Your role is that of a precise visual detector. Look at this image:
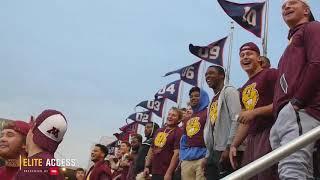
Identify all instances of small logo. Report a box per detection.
[49,167,59,176]
[47,127,60,138]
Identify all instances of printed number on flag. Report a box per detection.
[243,7,257,27]
[198,46,220,60]
[157,84,175,95]
[136,113,150,122]
[147,100,161,111]
[181,66,195,79]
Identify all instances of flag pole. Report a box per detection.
[161,99,167,127]
[262,0,269,57]
[226,21,234,85]
[200,61,207,88]
[178,80,184,108]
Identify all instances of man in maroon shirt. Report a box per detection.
[0,120,30,180]
[86,144,112,180]
[229,42,279,180]
[144,107,183,180]
[15,109,67,180]
[270,0,320,179]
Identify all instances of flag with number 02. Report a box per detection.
[189,37,227,65]
[164,61,201,86]
[136,99,165,118]
[218,0,265,38]
[126,111,152,124]
[155,80,181,103]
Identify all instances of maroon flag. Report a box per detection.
[218,0,265,38]
[113,132,130,141]
[136,98,165,118]
[155,80,181,103]
[119,121,139,133]
[164,61,201,86]
[189,37,227,65]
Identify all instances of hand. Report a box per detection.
[200,158,207,172]
[229,146,238,170]
[143,167,150,177]
[293,105,300,112]
[238,110,256,124]
[219,149,230,164]
[164,172,172,180]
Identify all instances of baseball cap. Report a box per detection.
[32,109,67,154]
[3,120,30,137]
[239,42,260,55]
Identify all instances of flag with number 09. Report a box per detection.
[164,61,201,86]
[189,37,227,65]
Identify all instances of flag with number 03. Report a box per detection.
[218,0,265,38]
[189,37,227,65]
[155,80,181,103]
[136,99,165,118]
[164,61,201,86]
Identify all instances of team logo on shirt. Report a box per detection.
[186,117,201,137]
[242,83,259,110]
[154,132,167,148]
[209,101,218,124]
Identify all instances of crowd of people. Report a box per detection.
[0,0,319,179]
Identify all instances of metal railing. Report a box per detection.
[222,125,320,180]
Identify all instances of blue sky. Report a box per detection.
[0,0,319,168]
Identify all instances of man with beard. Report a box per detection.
[135,122,160,178]
[0,120,30,180]
[229,42,279,180]
[270,0,320,179]
[86,144,112,180]
[202,65,243,179]
[15,109,68,180]
[144,107,183,180]
[126,134,142,180]
[180,87,209,180]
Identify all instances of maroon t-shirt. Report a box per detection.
[273,22,320,121]
[240,68,278,134]
[151,127,182,175]
[184,108,207,147]
[0,166,19,180]
[15,152,64,180]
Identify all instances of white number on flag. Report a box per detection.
[166,84,176,94]
[182,66,195,79]
[198,46,220,59]
[243,7,257,27]
[153,101,161,111]
[147,101,155,109]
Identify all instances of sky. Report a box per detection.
[0,0,319,168]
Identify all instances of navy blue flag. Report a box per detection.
[189,37,227,65]
[136,98,165,118]
[155,80,181,103]
[106,140,118,155]
[218,0,265,38]
[126,111,152,124]
[164,61,201,86]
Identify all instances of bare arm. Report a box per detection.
[231,123,249,148]
[165,149,179,176]
[238,104,273,124]
[144,147,154,168]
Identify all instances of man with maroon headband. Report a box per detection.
[229,42,279,180]
[270,0,320,179]
[0,120,30,180]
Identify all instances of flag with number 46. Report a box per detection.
[164,61,201,86]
